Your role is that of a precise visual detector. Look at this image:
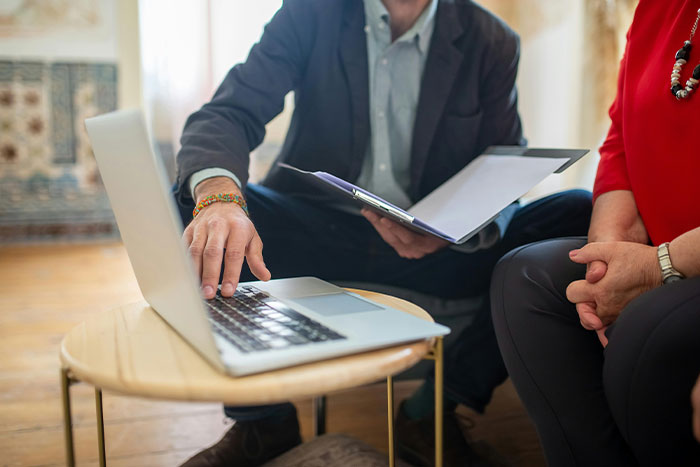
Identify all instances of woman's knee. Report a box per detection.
[492,238,586,310]
[490,237,587,352]
[602,278,700,462]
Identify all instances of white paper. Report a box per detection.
[408,155,568,241]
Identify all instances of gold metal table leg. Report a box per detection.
[387,375,395,467]
[61,368,75,467]
[95,388,106,466]
[434,337,444,467]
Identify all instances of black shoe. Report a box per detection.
[395,401,496,467]
[180,411,302,467]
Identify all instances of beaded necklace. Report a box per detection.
[671,8,700,100]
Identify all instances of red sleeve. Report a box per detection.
[592,31,633,202]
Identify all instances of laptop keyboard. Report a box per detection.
[206,285,346,353]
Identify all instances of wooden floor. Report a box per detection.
[0,243,545,466]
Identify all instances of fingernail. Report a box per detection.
[203,285,214,296]
[569,249,579,257]
[221,282,233,295]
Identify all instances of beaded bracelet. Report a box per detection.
[192,193,249,219]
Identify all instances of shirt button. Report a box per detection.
[377,111,385,118]
[378,22,385,30]
[380,58,388,66]
[364,25,371,33]
[379,164,387,171]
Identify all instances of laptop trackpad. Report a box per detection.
[291,293,383,316]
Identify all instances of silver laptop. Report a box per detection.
[85,109,450,376]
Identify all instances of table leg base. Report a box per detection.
[433,337,444,467]
[95,388,106,466]
[387,375,395,467]
[312,396,327,437]
[386,336,443,467]
[61,368,75,467]
[61,371,107,467]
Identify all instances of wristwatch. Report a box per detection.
[657,242,685,284]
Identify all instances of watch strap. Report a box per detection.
[657,242,685,284]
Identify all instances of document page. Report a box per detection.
[407,155,567,241]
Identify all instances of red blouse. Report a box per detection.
[593,0,700,245]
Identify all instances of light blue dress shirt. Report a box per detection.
[355,0,437,210]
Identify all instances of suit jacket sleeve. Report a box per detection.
[175,0,314,208]
[476,27,525,150]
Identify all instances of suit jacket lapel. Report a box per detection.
[410,0,465,200]
[339,0,370,181]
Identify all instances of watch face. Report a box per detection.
[663,274,683,284]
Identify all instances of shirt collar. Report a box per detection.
[364,0,438,53]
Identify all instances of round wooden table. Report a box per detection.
[60,289,444,467]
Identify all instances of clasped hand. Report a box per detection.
[566,241,662,346]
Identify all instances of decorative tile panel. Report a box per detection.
[0,60,118,243]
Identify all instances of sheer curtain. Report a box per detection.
[481,0,636,196]
[138,0,283,181]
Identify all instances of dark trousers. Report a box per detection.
[491,237,700,467]
[224,185,593,421]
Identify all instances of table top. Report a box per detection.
[60,289,434,405]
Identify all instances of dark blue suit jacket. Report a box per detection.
[175,0,524,211]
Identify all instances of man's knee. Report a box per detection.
[548,189,593,228]
[562,188,593,205]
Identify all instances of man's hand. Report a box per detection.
[362,209,449,259]
[692,373,700,443]
[183,177,270,299]
[566,241,661,326]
